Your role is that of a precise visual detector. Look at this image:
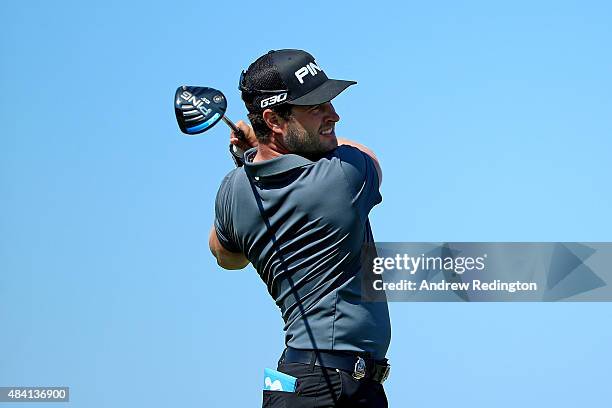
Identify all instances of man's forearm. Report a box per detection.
[337,138,377,158]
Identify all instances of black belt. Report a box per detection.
[282,347,390,383]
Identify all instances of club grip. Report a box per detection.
[222,116,246,140]
[234,127,247,141]
[221,116,246,167]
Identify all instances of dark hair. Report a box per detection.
[246,104,293,143]
[240,52,294,143]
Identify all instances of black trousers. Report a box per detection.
[262,361,388,407]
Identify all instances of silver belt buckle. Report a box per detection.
[353,356,366,380]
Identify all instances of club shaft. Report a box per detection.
[221,115,245,139]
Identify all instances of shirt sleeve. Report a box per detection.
[214,172,241,253]
[334,145,382,220]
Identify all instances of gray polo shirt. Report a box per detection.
[214,145,390,359]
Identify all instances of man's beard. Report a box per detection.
[284,123,338,156]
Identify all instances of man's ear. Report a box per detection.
[262,109,286,134]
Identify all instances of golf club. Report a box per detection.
[174,85,245,166]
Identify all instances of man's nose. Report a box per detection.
[323,102,340,122]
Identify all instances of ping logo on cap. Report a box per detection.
[294,62,322,84]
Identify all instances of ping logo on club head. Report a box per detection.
[180,91,212,116]
[294,62,322,84]
[261,93,288,108]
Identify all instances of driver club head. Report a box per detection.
[174,86,227,135]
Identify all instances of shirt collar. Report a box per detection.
[243,147,314,178]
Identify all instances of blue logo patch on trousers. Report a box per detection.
[263,368,297,392]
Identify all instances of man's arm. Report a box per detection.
[336,137,382,186]
[208,226,249,270]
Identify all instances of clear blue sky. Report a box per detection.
[1,1,611,407]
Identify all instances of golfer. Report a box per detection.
[209,49,391,407]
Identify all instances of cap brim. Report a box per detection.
[288,79,356,106]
